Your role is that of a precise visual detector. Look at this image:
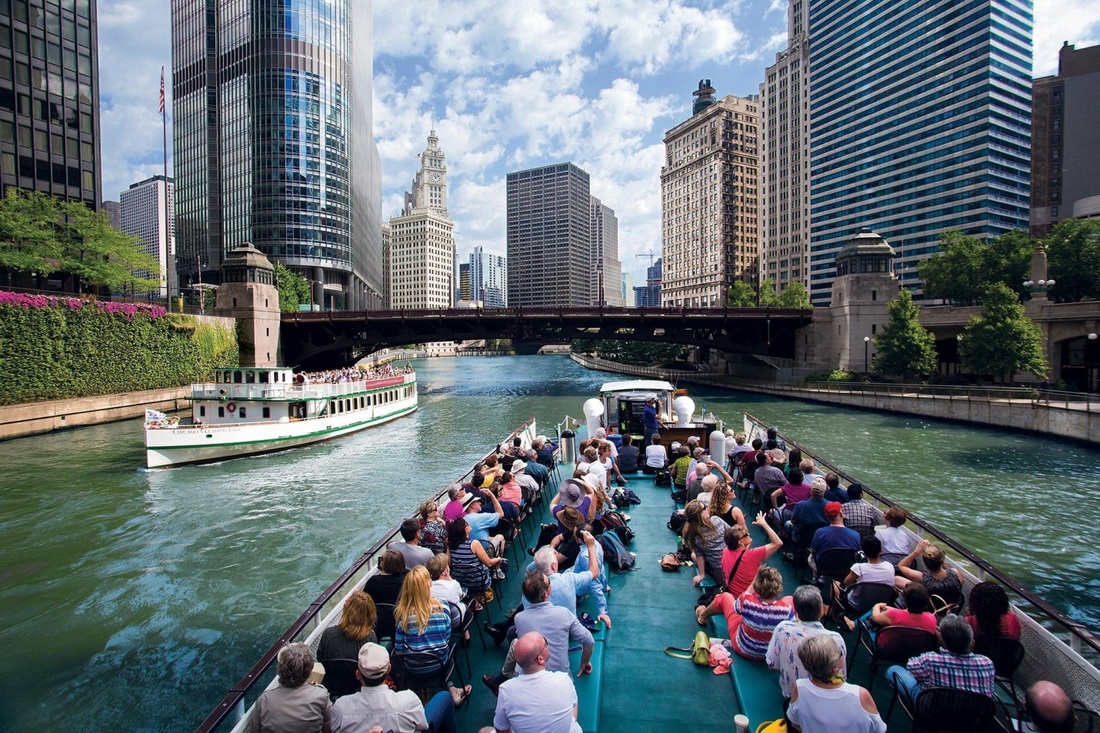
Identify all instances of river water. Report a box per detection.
[0,355,1097,732]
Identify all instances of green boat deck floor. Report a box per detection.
[454,473,915,732]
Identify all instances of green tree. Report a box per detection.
[986,229,1038,301]
[727,280,756,307]
[273,261,311,312]
[757,278,779,307]
[0,189,63,283]
[0,190,159,293]
[873,289,937,379]
[1046,219,1100,303]
[917,230,989,305]
[958,284,1048,383]
[777,281,811,308]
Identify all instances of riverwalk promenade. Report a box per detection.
[571,353,1100,447]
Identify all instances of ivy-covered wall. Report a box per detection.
[0,292,238,406]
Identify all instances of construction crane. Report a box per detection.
[636,252,658,266]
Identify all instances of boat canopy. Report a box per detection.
[598,380,675,394]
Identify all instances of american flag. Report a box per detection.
[158,66,165,114]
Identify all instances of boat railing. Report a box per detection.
[194,416,540,733]
[190,374,413,402]
[743,412,1100,708]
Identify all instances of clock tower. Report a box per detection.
[406,129,448,216]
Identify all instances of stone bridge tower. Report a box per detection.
[215,244,281,367]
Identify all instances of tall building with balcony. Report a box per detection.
[806,0,1032,305]
[470,246,506,307]
[171,0,381,310]
[590,196,623,306]
[385,129,454,309]
[1031,42,1100,237]
[120,175,174,298]
[760,0,810,296]
[506,163,592,307]
[661,81,760,308]
[0,0,100,208]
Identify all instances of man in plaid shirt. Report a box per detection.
[887,614,996,706]
[841,483,885,542]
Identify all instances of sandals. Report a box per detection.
[450,684,472,707]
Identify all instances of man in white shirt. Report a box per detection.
[488,632,583,733]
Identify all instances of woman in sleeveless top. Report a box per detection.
[788,634,886,733]
[446,517,497,604]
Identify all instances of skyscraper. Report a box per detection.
[661,81,760,308]
[806,0,1032,305]
[590,196,623,306]
[470,246,507,307]
[760,0,810,296]
[171,0,381,310]
[385,130,454,309]
[0,0,101,208]
[633,257,662,307]
[506,163,592,307]
[1031,42,1100,237]
[120,175,174,298]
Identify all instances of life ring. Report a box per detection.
[226,402,237,413]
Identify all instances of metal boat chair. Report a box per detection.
[850,622,937,691]
[318,657,361,700]
[831,581,897,630]
[389,642,460,698]
[930,589,963,618]
[808,547,858,599]
[972,635,1025,704]
[373,602,397,646]
[886,686,997,732]
[785,521,828,572]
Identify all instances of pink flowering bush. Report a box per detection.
[0,290,167,319]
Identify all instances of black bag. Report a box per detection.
[625,488,642,505]
[534,523,559,551]
[610,487,630,508]
[654,469,672,487]
[597,511,635,545]
[599,531,636,572]
[670,489,687,505]
[667,511,686,534]
[696,545,748,608]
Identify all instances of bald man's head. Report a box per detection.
[1026,681,1074,733]
[513,631,548,672]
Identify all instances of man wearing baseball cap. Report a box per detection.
[331,642,457,733]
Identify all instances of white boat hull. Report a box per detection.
[144,372,418,468]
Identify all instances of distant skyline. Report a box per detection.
[98,1,1100,287]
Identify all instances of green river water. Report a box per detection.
[0,355,1097,732]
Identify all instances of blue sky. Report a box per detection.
[99,0,1100,287]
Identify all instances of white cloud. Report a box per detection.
[1033,1,1100,75]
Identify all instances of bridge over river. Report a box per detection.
[280,305,814,369]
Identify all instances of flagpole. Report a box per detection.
[160,66,175,310]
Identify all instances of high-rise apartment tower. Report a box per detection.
[590,196,623,306]
[506,163,592,307]
[470,246,507,307]
[171,0,382,310]
[120,175,174,298]
[661,82,760,308]
[806,0,1032,305]
[760,0,810,296]
[1031,42,1100,237]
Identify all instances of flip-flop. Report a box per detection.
[450,684,473,707]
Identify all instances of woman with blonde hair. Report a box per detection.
[788,634,886,733]
[698,565,794,661]
[316,591,377,662]
[706,481,745,529]
[393,566,472,706]
[682,499,731,587]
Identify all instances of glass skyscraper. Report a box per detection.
[0,0,100,209]
[171,0,382,310]
[807,0,1032,305]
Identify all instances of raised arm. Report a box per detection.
[896,539,928,582]
[754,511,784,558]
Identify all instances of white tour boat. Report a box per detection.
[143,365,418,468]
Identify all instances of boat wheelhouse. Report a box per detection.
[143,365,417,468]
[596,379,722,447]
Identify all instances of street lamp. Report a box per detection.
[863,336,871,373]
[1023,278,1056,296]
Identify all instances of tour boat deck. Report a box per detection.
[451,466,919,733]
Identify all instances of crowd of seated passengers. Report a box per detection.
[673,440,1078,730]
[299,362,409,384]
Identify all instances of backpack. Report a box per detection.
[599,531,636,572]
[667,511,686,534]
[610,487,630,508]
[597,511,635,545]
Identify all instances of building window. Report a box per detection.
[262,407,270,418]
[199,406,206,417]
